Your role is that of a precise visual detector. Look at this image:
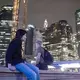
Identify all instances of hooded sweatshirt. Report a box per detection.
[6,29,26,67]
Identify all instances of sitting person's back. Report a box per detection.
[36,45,48,70]
[35,29,53,70]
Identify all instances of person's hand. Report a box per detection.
[8,63,16,71]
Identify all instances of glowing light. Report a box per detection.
[43,19,48,29]
[27,24,35,28]
[60,63,80,68]
[48,65,55,69]
[77,22,80,24]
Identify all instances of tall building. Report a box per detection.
[42,20,79,61]
[0,5,13,20]
[12,0,28,39]
[0,0,28,65]
[75,9,80,58]
[75,9,80,41]
[13,0,35,60]
[0,5,13,66]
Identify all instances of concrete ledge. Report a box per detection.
[0,66,80,80]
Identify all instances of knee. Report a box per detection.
[32,71,37,76]
[30,71,37,79]
[35,67,40,74]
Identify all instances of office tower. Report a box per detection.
[13,0,35,60]
[0,5,13,65]
[42,20,79,61]
[0,5,13,20]
[12,0,28,39]
[75,9,80,58]
[75,9,80,41]
[0,0,28,65]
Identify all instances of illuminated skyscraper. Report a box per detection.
[13,0,34,60]
[75,9,80,41]
[0,5,13,65]
[42,20,79,61]
[12,0,28,39]
[0,0,28,65]
[75,9,80,58]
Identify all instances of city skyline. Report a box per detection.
[0,0,13,9]
[0,0,80,62]
[0,0,80,33]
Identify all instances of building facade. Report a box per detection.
[42,20,79,61]
[75,9,80,41]
[0,5,13,65]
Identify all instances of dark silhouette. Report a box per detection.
[6,29,40,80]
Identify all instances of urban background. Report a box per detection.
[0,0,80,72]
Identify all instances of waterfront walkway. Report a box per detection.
[0,66,80,80]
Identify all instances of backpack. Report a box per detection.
[41,48,53,65]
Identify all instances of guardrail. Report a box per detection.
[0,66,80,80]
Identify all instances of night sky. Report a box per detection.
[0,0,80,32]
[0,0,13,9]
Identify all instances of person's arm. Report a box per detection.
[6,40,18,70]
[6,41,16,64]
[36,52,41,64]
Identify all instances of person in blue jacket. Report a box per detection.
[6,29,40,80]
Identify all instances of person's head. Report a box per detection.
[15,29,27,41]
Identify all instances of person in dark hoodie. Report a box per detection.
[6,29,40,80]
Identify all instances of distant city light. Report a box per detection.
[60,63,80,68]
[77,22,80,24]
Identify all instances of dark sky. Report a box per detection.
[0,0,80,32]
[0,0,13,9]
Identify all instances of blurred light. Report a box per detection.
[5,33,10,35]
[27,24,35,28]
[61,67,65,71]
[31,60,36,64]
[43,42,49,45]
[60,63,80,68]
[0,49,6,50]
[5,38,10,39]
[48,65,55,69]
[78,31,80,34]
[63,47,67,52]
[43,19,48,29]
[66,24,69,26]
[77,22,80,24]
[23,0,26,3]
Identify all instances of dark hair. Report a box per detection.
[15,29,27,39]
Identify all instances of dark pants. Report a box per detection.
[36,63,48,70]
